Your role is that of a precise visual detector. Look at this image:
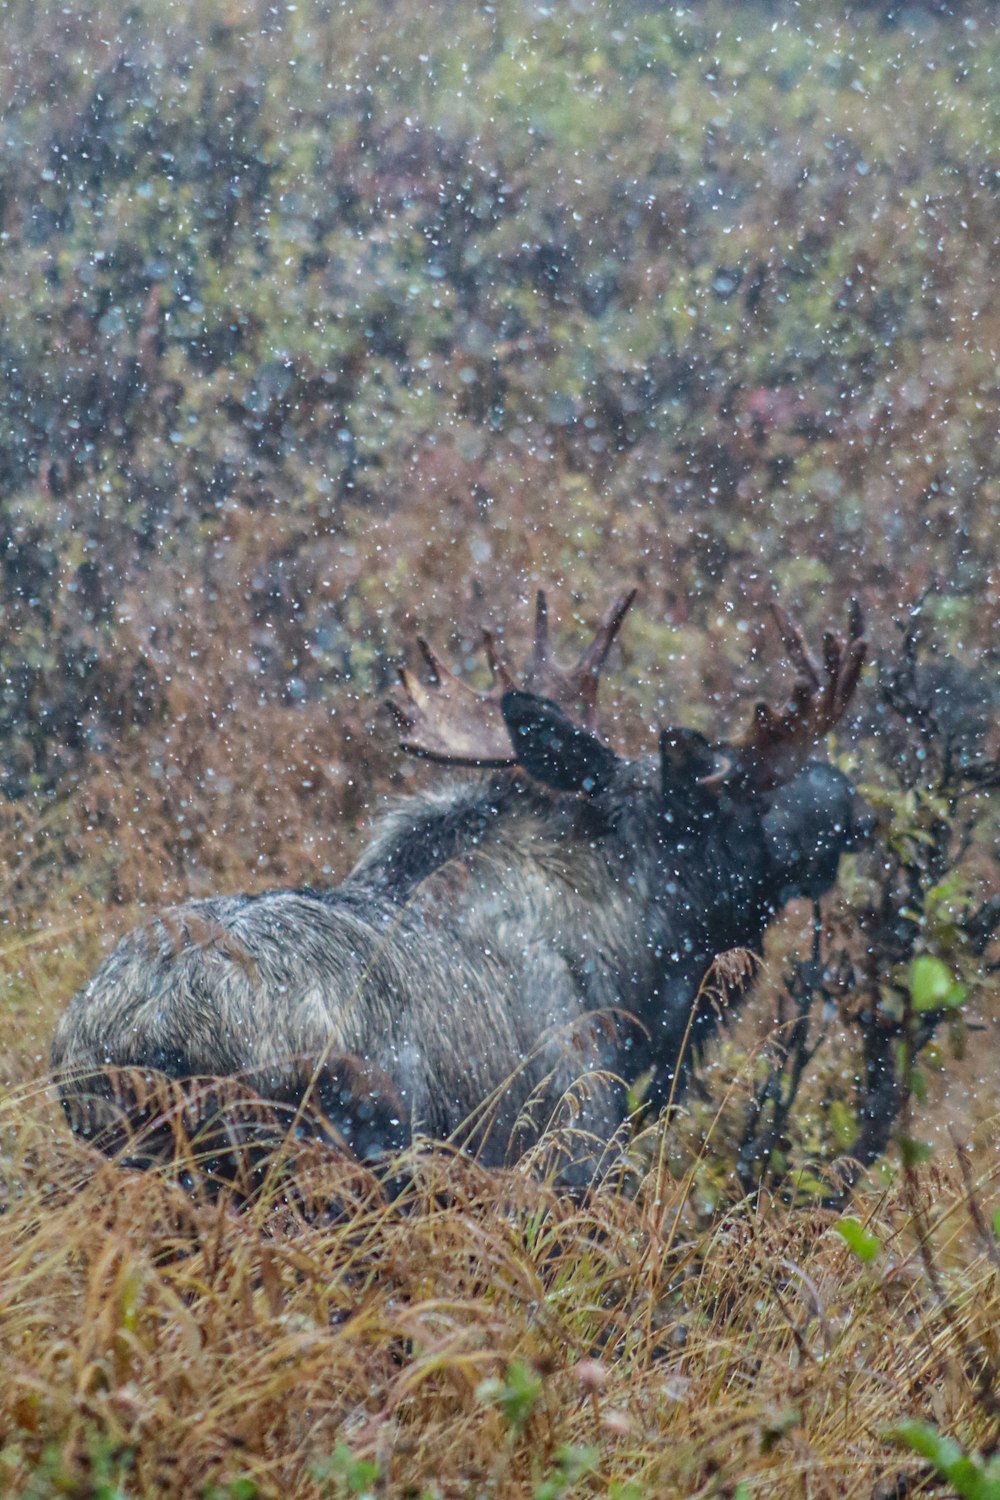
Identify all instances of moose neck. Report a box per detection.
[348,767,776,1033]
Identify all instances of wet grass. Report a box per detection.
[2,917,1000,1498]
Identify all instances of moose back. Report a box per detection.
[52,593,869,1181]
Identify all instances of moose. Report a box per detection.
[52,591,870,1184]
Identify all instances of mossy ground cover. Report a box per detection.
[3,0,1000,1493]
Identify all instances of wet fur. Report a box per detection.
[52,752,865,1180]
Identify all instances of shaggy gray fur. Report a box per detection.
[52,731,868,1179]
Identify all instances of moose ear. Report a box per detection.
[658,727,718,794]
[501,690,620,794]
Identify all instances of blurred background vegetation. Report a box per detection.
[2,0,1000,913]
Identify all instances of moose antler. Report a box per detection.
[388,589,637,765]
[523,587,637,730]
[710,601,866,793]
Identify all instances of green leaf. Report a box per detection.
[887,1419,1000,1499]
[835,1216,881,1264]
[477,1361,543,1435]
[310,1445,380,1497]
[898,1135,933,1168]
[888,1418,963,1467]
[625,1066,655,1118]
[787,1168,831,1201]
[908,956,966,1013]
[829,1098,857,1149]
[534,1445,598,1500]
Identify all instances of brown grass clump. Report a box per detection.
[2,922,1000,1499]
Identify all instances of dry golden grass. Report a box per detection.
[3,917,1000,1499]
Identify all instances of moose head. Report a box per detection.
[389,588,868,914]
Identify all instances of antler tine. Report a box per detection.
[524,587,637,729]
[530,590,550,678]
[574,588,639,680]
[771,602,822,690]
[567,587,639,730]
[482,628,517,691]
[714,603,867,793]
[833,621,867,722]
[417,636,445,686]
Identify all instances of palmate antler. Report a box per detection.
[710,601,867,793]
[388,589,637,765]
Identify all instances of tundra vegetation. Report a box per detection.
[3,0,1000,1496]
